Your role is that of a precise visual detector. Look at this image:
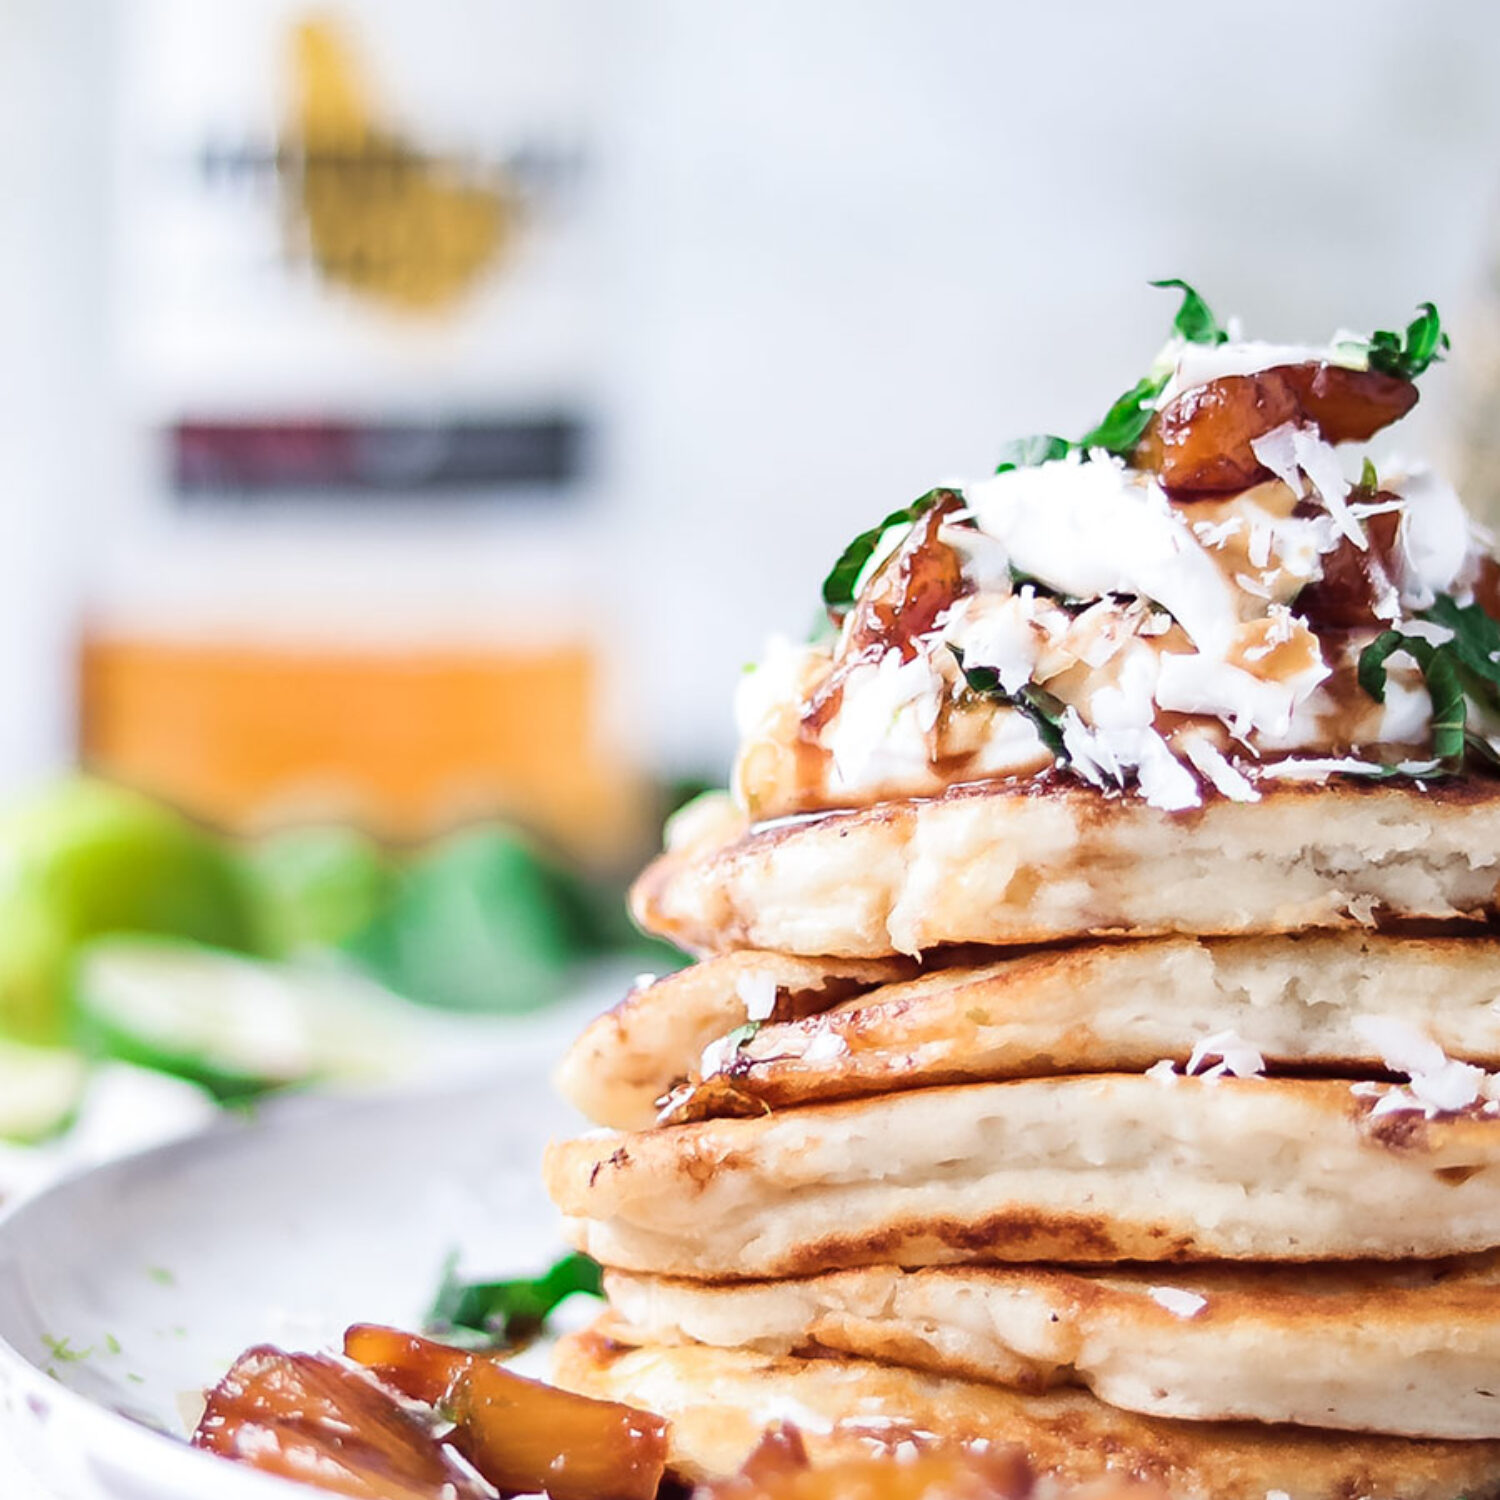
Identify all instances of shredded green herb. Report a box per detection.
[1356,593,1500,771]
[1077,279,1226,457]
[1360,302,1450,381]
[1078,373,1169,457]
[426,1250,603,1349]
[719,1020,762,1052]
[1150,277,1229,347]
[41,1334,91,1364]
[994,434,1072,474]
[1423,595,1500,692]
[950,646,1068,758]
[1358,630,1466,766]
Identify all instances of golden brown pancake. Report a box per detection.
[553,950,918,1131]
[563,932,1500,1129]
[545,1076,1500,1278]
[552,1326,1500,1500]
[631,780,1500,959]
[604,1254,1500,1438]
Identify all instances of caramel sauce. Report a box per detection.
[1225,615,1322,682]
[1475,555,1500,621]
[796,494,969,781]
[841,494,966,663]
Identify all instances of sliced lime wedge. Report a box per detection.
[72,937,438,1101]
[0,1041,87,1142]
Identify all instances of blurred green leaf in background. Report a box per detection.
[343,825,600,1015]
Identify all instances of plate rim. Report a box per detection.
[0,1083,509,1498]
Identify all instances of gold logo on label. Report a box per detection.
[284,17,517,313]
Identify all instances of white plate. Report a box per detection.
[0,1061,585,1499]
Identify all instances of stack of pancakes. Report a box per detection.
[545,777,1500,1500]
[543,285,1500,1496]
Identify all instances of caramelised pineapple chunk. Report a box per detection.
[345,1323,669,1500]
[1135,363,1417,494]
[192,1345,485,1500]
[695,1425,1034,1500]
[841,493,966,660]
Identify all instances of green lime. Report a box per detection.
[0,777,256,1042]
[242,825,396,958]
[73,935,432,1101]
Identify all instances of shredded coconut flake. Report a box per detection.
[1394,466,1472,606]
[1186,1029,1264,1079]
[1061,707,1200,812]
[1257,756,1387,781]
[946,595,1042,695]
[798,1028,850,1066]
[1398,619,1455,646]
[736,970,778,1022]
[1134,733,1202,811]
[1249,423,1305,499]
[1352,1015,1489,1117]
[1148,1286,1208,1319]
[699,1033,738,1078]
[1369,1088,1426,1118]
[1292,427,1363,548]
[1193,517,1244,549]
[825,649,945,791]
[1180,736,1260,802]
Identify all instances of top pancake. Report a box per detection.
[632,779,1500,958]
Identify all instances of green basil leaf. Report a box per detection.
[1425,648,1469,764]
[720,1020,762,1052]
[1357,629,1467,766]
[1357,630,1405,704]
[1078,280,1225,458]
[1150,278,1229,346]
[1362,302,1450,381]
[427,1250,602,1346]
[1360,458,1379,491]
[821,488,955,616]
[995,434,1072,473]
[1079,373,1169,456]
[950,646,1067,758]
[1423,595,1500,698]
